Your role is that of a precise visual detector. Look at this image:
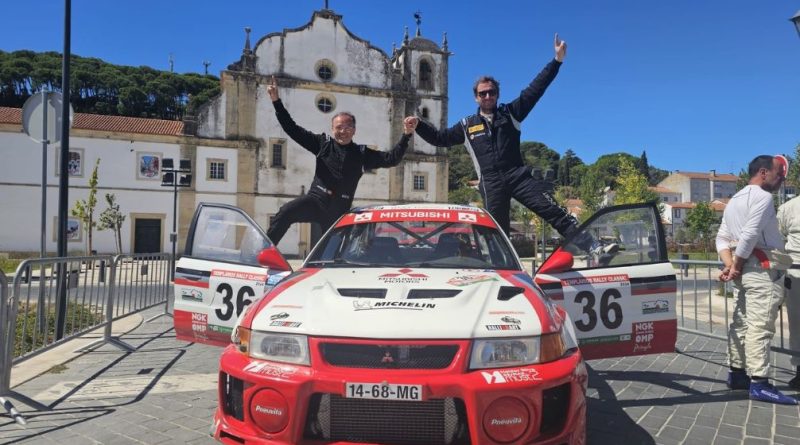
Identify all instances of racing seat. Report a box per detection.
[432,233,462,259]
[363,237,403,264]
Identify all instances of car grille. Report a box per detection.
[304,394,471,445]
[320,343,459,369]
[540,383,571,435]
[220,372,245,421]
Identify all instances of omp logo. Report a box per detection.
[482,371,507,384]
[254,405,283,416]
[354,213,373,222]
[458,212,477,223]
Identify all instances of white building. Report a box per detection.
[0,8,449,257]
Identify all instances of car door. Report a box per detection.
[173,203,292,346]
[534,203,676,360]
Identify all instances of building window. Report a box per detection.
[315,94,336,113]
[673,209,681,218]
[418,59,433,90]
[413,172,428,191]
[421,107,429,119]
[662,197,667,202]
[269,138,286,168]
[54,147,85,177]
[315,59,336,82]
[207,159,227,181]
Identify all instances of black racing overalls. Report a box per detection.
[415,59,579,238]
[266,100,409,244]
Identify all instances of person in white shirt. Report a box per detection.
[778,195,800,389]
[716,154,795,405]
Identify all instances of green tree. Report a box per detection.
[446,145,477,191]
[614,156,659,205]
[71,159,100,254]
[636,150,651,182]
[578,167,605,216]
[520,141,560,172]
[448,185,481,206]
[557,149,583,186]
[98,193,126,254]
[685,201,719,259]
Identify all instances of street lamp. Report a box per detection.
[791,10,800,38]
[161,158,192,280]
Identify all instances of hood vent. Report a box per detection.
[337,288,387,299]
[407,289,461,299]
[498,286,525,301]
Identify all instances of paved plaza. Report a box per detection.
[0,306,799,445]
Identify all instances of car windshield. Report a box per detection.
[306,219,521,270]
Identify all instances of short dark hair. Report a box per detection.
[332,111,356,127]
[748,155,774,178]
[473,76,500,96]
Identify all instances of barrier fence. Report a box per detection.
[0,254,172,424]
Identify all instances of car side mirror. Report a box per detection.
[257,247,291,271]
[537,249,574,275]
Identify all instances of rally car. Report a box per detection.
[173,202,676,445]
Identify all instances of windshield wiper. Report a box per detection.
[304,258,370,267]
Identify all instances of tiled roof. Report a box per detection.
[0,107,183,136]
[673,171,738,182]
[649,186,677,193]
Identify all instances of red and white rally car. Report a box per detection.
[173,202,676,445]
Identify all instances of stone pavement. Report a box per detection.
[0,306,799,445]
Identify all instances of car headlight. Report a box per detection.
[234,327,310,365]
[469,333,566,369]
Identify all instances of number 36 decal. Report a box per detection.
[215,283,255,321]
[573,288,623,332]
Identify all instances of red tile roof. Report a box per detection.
[649,186,677,193]
[0,107,183,136]
[673,171,738,182]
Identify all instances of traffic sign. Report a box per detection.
[22,91,74,144]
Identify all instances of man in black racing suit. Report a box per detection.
[405,34,592,249]
[266,76,416,245]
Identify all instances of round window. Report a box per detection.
[315,60,336,82]
[318,65,333,81]
[317,97,333,113]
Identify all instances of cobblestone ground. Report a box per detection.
[0,307,799,445]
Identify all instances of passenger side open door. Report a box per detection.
[173,203,292,346]
[534,203,677,360]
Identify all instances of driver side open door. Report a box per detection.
[173,203,292,346]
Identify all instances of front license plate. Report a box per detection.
[345,382,423,401]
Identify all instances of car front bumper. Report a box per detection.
[213,341,587,445]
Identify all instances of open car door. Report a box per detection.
[534,203,676,360]
[173,203,292,346]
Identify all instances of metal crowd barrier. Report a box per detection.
[671,259,800,372]
[0,254,173,421]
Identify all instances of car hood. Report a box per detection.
[250,268,561,339]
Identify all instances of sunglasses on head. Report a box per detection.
[477,89,497,98]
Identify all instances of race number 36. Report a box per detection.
[214,283,255,321]
[573,288,623,332]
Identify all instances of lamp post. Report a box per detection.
[161,158,192,281]
[791,10,800,38]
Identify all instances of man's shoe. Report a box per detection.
[749,380,798,405]
[727,370,751,390]
[590,242,620,267]
[789,375,800,390]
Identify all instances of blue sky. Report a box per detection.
[2,0,799,175]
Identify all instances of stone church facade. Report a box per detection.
[0,8,450,257]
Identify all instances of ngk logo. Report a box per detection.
[191,312,207,322]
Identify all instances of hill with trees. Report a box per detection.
[0,50,219,120]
